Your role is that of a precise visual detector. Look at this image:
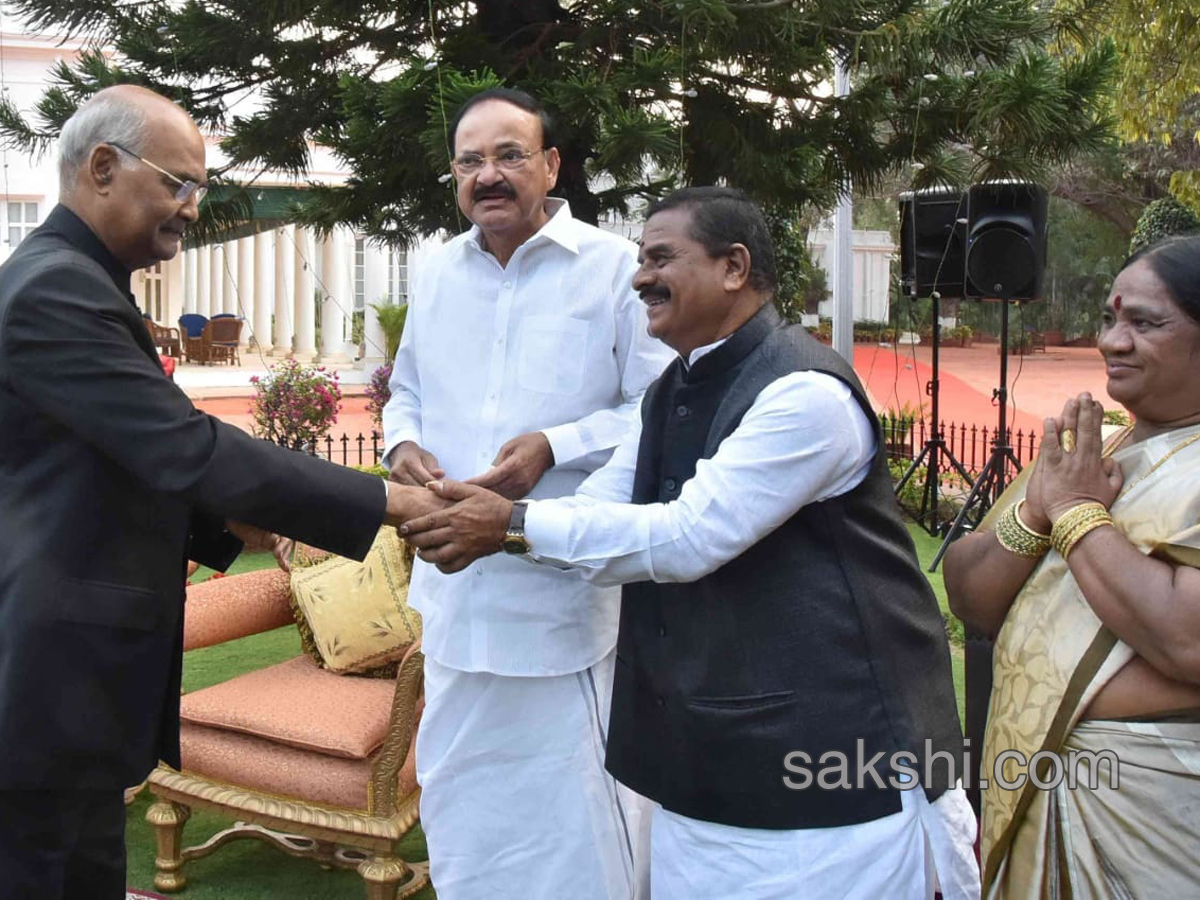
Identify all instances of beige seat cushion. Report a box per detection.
[289,527,421,675]
[180,723,376,811]
[180,656,397,759]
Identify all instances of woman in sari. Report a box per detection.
[945,233,1200,899]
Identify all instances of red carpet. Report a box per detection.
[854,344,1047,437]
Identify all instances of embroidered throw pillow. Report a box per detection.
[289,527,421,676]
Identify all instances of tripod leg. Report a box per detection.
[930,452,1003,571]
[895,442,932,495]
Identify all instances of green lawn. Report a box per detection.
[906,526,968,725]
[127,532,968,896]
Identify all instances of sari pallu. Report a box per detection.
[980,423,1200,898]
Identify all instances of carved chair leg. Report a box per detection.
[358,854,410,900]
[146,799,191,892]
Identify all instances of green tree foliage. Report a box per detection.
[1129,195,1200,253]
[763,208,826,323]
[1054,0,1200,217]
[1,0,1116,244]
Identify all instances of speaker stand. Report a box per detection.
[894,293,973,537]
[930,300,1023,571]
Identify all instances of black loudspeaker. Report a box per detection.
[964,181,1049,301]
[899,187,967,300]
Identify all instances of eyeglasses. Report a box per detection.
[450,147,545,176]
[108,142,208,205]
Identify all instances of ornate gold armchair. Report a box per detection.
[145,568,428,899]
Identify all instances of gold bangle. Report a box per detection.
[1050,502,1114,560]
[1050,503,1104,557]
[995,503,1051,558]
[1012,499,1051,540]
[1058,516,1113,560]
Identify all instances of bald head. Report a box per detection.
[58,86,197,197]
[58,85,206,271]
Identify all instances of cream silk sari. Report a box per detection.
[980,423,1200,898]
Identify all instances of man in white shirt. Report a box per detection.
[401,187,980,899]
[381,88,671,900]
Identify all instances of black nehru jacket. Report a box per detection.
[605,304,964,829]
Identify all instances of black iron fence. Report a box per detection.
[276,431,387,468]
[292,419,1038,480]
[878,414,1039,479]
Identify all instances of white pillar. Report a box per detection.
[209,245,224,315]
[831,62,854,364]
[317,230,351,363]
[292,228,317,361]
[273,225,295,357]
[196,246,211,318]
[183,248,198,315]
[253,230,274,354]
[237,235,255,348]
[219,241,235,315]
[165,255,185,327]
[361,240,389,368]
[340,229,358,359]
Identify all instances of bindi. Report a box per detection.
[1113,294,1122,311]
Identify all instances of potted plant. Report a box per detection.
[365,362,392,432]
[1005,332,1034,356]
[881,402,923,459]
[371,302,409,362]
[249,359,342,452]
[950,324,974,348]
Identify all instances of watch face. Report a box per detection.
[502,535,530,555]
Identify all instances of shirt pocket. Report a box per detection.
[517,315,589,396]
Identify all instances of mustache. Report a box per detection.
[473,184,516,202]
[639,286,669,302]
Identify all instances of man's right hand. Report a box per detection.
[384,482,452,529]
[388,441,445,487]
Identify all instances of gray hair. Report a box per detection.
[58,94,149,193]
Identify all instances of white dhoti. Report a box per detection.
[416,650,651,900]
[650,783,979,900]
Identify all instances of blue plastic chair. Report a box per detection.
[178,314,209,363]
[178,314,208,338]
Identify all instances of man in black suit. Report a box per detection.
[0,85,440,898]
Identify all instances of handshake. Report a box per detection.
[383,433,549,573]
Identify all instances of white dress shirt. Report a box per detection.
[524,338,878,584]
[383,199,673,675]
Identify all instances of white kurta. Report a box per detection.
[382,200,671,899]
[523,337,980,898]
[384,199,672,674]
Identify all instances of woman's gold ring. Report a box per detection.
[1061,428,1077,454]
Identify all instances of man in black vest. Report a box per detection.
[402,187,979,897]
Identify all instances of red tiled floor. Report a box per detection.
[854,342,1113,437]
[192,394,378,441]
[188,342,1117,449]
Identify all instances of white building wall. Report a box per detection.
[808,229,896,323]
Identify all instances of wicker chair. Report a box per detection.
[145,569,428,900]
[144,318,182,358]
[206,316,244,366]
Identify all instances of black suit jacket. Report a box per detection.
[0,206,385,789]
